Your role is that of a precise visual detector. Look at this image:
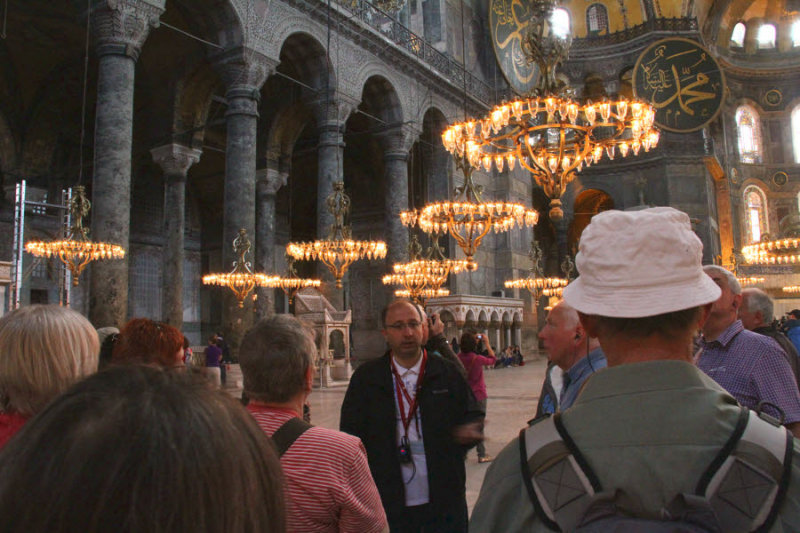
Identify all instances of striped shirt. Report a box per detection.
[698,320,800,424]
[247,403,387,533]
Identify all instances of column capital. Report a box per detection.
[150,144,202,180]
[256,168,288,196]
[377,123,420,155]
[92,0,164,60]
[309,93,359,125]
[212,46,276,91]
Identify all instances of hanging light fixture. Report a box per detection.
[504,239,567,306]
[203,229,276,308]
[287,181,387,288]
[400,162,537,270]
[25,186,125,286]
[742,238,800,265]
[441,0,659,220]
[266,256,322,305]
[382,235,468,304]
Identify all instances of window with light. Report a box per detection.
[744,186,768,244]
[730,22,746,47]
[736,106,761,163]
[757,24,776,49]
[551,8,571,39]
[793,20,800,47]
[586,4,609,35]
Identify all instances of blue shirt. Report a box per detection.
[559,347,607,411]
[698,319,800,424]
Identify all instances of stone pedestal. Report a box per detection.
[151,144,201,327]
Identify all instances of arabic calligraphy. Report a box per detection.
[633,38,725,133]
[490,0,537,94]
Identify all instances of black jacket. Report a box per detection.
[340,350,484,520]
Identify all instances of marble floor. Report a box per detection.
[302,356,549,513]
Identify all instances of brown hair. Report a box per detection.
[0,365,285,532]
[112,318,183,368]
[0,305,99,416]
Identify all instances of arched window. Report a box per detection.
[586,4,609,36]
[793,20,800,47]
[730,22,746,47]
[551,8,571,39]
[757,23,776,49]
[743,186,768,244]
[736,105,762,163]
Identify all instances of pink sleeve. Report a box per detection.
[476,354,496,366]
[338,440,388,533]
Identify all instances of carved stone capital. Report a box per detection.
[92,0,164,59]
[212,46,276,90]
[377,124,420,156]
[256,168,288,196]
[309,93,358,125]
[150,144,202,180]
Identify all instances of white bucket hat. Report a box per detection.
[562,207,721,318]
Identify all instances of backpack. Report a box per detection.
[520,407,793,532]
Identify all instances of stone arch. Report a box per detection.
[359,75,404,125]
[568,188,614,251]
[172,63,223,148]
[170,0,245,50]
[264,102,313,166]
[328,329,346,358]
[265,13,328,62]
[409,107,450,210]
[277,32,336,92]
[465,309,476,325]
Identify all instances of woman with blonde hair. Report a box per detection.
[0,304,99,447]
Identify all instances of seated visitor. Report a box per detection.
[0,304,98,448]
[0,365,285,533]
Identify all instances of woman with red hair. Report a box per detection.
[112,318,184,368]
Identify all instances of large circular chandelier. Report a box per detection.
[287,182,387,288]
[203,229,276,308]
[504,240,567,305]
[25,186,125,286]
[400,163,537,271]
[266,256,321,305]
[742,239,800,265]
[442,0,659,220]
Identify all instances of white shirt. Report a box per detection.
[392,354,429,506]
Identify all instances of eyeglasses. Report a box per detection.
[385,321,423,331]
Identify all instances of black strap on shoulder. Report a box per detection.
[519,422,562,532]
[271,417,313,457]
[695,407,749,494]
[552,412,603,492]
[757,430,794,533]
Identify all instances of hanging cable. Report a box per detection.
[0,0,7,39]
[76,0,91,186]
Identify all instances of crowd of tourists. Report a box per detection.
[4,206,800,531]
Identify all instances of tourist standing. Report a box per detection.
[457,331,496,463]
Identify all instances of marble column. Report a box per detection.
[378,126,417,267]
[213,48,273,351]
[89,0,163,327]
[151,144,201,327]
[255,166,288,318]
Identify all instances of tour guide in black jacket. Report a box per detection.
[340,300,484,532]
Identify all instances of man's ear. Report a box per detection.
[304,365,314,393]
[697,302,713,330]
[732,293,742,310]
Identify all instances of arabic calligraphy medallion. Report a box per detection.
[490,0,538,95]
[633,37,725,133]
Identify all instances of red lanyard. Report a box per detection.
[391,350,427,438]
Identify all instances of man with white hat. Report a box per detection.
[470,207,800,531]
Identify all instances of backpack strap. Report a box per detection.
[271,417,313,457]
[696,407,792,533]
[519,413,602,532]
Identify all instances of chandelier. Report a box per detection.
[267,256,321,305]
[287,182,387,288]
[400,163,537,270]
[382,235,468,304]
[203,229,276,308]
[742,238,800,265]
[25,186,125,286]
[783,286,800,294]
[737,276,765,286]
[441,0,659,220]
[504,240,568,305]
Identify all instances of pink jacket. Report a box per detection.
[456,351,496,402]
